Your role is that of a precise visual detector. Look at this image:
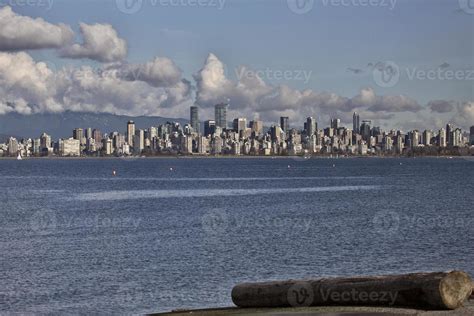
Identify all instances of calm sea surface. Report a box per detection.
[0,157,473,314]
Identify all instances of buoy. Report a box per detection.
[112,170,117,176]
[287,165,291,169]
[170,167,173,171]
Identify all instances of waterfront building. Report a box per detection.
[73,128,84,145]
[7,137,18,156]
[439,128,447,147]
[330,118,340,129]
[353,112,360,134]
[204,120,216,136]
[280,117,289,133]
[215,103,228,128]
[127,121,136,147]
[190,106,200,133]
[306,117,317,136]
[59,138,80,156]
[470,126,474,145]
[133,129,145,154]
[249,120,263,136]
[233,118,247,134]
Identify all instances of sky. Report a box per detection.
[0,0,473,131]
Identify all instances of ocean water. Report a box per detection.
[0,157,473,314]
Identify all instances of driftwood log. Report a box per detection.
[232,271,472,310]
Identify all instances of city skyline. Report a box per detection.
[0,1,473,132]
[2,103,473,158]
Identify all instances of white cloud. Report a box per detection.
[0,52,192,117]
[0,6,74,51]
[60,23,127,62]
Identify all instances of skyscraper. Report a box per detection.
[353,112,360,134]
[215,103,228,128]
[446,123,453,147]
[127,121,135,146]
[306,117,317,136]
[190,106,200,133]
[470,126,474,145]
[204,120,216,136]
[438,128,447,147]
[249,120,263,136]
[233,118,247,133]
[73,128,84,145]
[280,117,289,133]
[330,118,341,129]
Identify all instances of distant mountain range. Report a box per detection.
[0,112,188,139]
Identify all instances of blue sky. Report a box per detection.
[18,0,472,103]
[1,0,473,129]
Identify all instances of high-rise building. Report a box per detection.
[7,137,18,156]
[280,117,289,133]
[40,133,52,153]
[360,121,371,141]
[127,121,135,147]
[446,123,453,147]
[306,117,317,136]
[190,106,200,133]
[470,126,474,145]
[215,103,228,128]
[330,118,340,129]
[423,130,432,146]
[204,120,216,136]
[59,138,80,156]
[133,129,145,153]
[73,128,84,145]
[249,120,263,136]
[438,128,447,147]
[85,128,92,140]
[353,112,360,134]
[233,118,247,133]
